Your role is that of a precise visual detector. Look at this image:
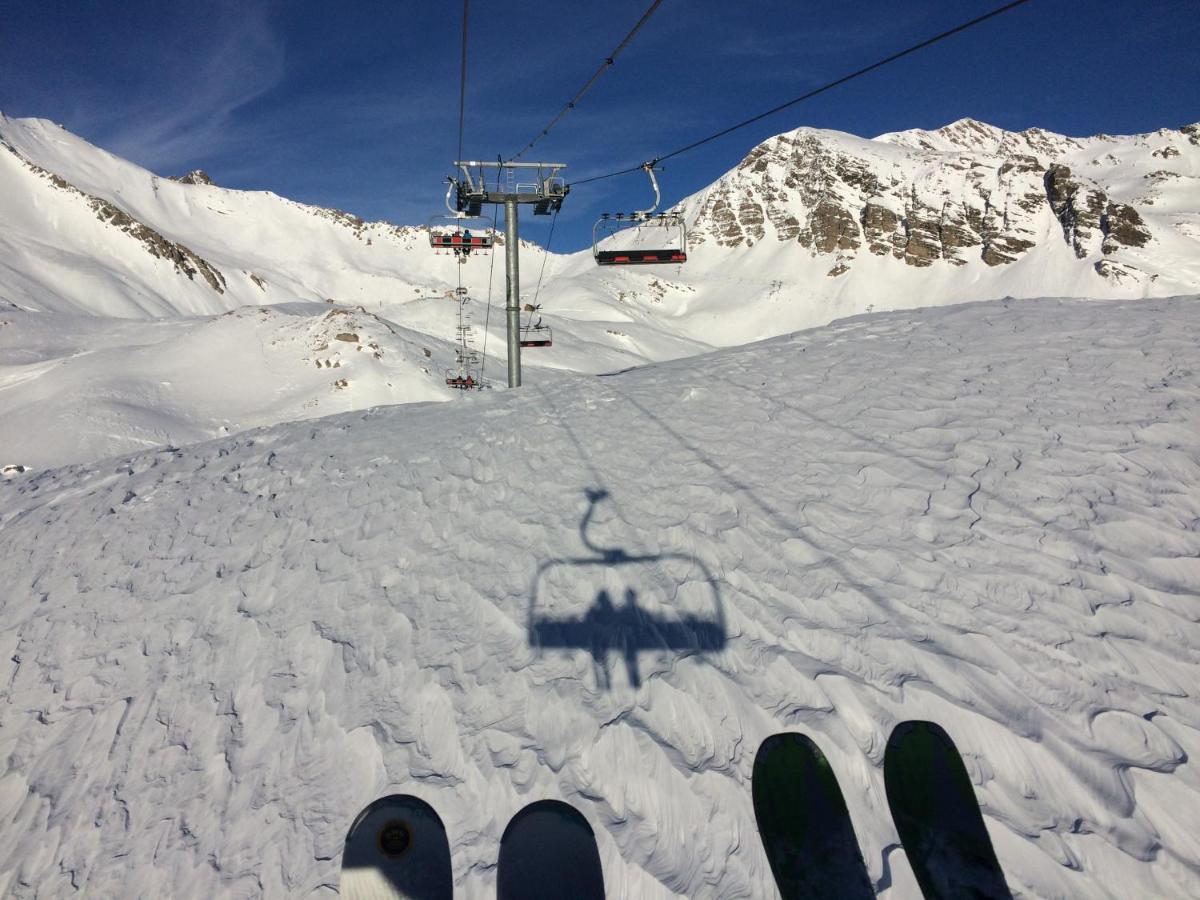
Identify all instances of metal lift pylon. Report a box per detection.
[448,161,568,387]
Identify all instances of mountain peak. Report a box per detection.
[937,116,1009,143]
[171,169,215,186]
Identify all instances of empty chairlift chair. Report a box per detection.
[520,316,552,348]
[593,163,687,266]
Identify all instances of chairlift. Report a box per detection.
[520,318,553,348]
[445,374,478,390]
[429,215,495,256]
[429,181,496,258]
[519,303,552,348]
[593,163,687,266]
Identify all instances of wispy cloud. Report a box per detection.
[92,1,285,173]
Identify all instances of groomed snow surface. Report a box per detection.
[2,297,1199,898]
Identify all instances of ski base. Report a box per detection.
[497,799,604,900]
[884,721,1012,900]
[341,794,452,900]
[752,732,874,900]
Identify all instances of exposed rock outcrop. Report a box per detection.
[1044,165,1153,262]
[683,119,1180,281]
[1045,164,1108,258]
[861,201,900,256]
[797,199,860,254]
[7,143,226,293]
[902,202,944,266]
[1102,203,1151,253]
[89,198,226,292]
[689,127,1058,270]
[171,169,214,186]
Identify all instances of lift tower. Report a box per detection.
[448,161,568,387]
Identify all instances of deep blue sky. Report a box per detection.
[2,0,1198,251]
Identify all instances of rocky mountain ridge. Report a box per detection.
[682,117,1198,288]
[4,139,228,295]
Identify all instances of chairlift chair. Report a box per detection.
[429,215,495,256]
[429,181,496,257]
[593,163,687,266]
[520,318,553,348]
[519,304,552,348]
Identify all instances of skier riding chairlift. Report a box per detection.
[429,180,495,258]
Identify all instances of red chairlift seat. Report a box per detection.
[520,321,552,348]
[446,375,478,390]
[519,310,553,348]
[429,232,494,250]
[595,248,687,266]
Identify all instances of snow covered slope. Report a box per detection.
[0,297,713,470]
[0,111,708,363]
[581,118,1200,346]
[0,112,719,469]
[3,111,1200,470]
[5,112,1199,335]
[0,111,454,317]
[0,304,465,469]
[2,296,1198,897]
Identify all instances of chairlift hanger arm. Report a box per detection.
[634,162,662,219]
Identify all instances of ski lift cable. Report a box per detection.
[530,206,559,314]
[457,0,470,164]
[569,0,1034,187]
[478,223,499,382]
[478,167,504,381]
[508,0,667,163]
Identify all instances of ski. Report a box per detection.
[884,721,1012,900]
[751,732,874,900]
[497,799,604,900]
[340,794,452,900]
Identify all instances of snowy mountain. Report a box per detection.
[654,118,1200,343]
[0,112,711,468]
[2,296,1198,897]
[2,111,1199,470]
[5,112,1198,324]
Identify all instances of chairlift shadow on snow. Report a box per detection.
[527,488,727,690]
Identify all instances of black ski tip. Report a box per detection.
[752,732,874,900]
[498,799,604,900]
[884,721,1012,900]
[341,793,452,900]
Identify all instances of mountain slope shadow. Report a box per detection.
[528,489,727,690]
